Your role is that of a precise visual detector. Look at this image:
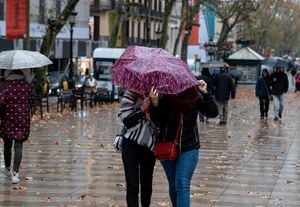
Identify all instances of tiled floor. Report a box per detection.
[1,85,300,207]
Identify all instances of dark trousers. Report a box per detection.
[3,139,23,173]
[122,139,156,207]
[259,97,269,117]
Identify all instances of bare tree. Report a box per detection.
[160,0,177,49]
[173,0,185,55]
[204,0,262,58]
[180,0,202,61]
[239,0,283,52]
[109,0,126,48]
[40,0,80,56]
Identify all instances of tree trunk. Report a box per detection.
[160,0,176,49]
[217,20,231,60]
[109,0,125,48]
[173,0,185,55]
[40,0,80,56]
[180,0,202,62]
[146,0,153,46]
[37,0,79,95]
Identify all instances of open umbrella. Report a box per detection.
[111,46,198,94]
[0,50,52,70]
[262,57,290,68]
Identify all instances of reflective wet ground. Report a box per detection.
[1,85,300,207]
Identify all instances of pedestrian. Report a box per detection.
[269,67,289,121]
[255,69,271,119]
[197,68,213,123]
[118,90,156,207]
[291,67,297,88]
[295,69,300,92]
[212,67,235,125]
[0,70,33,184]
[150,81,218,207]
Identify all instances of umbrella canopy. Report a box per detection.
[111,46,198,94]
[0,50,53,70]
[201,61,229,68]
[262,57,291,68]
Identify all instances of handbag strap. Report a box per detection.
[262,77,270,97]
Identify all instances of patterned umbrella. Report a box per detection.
[0,50,52,70]
[111,46,198,94]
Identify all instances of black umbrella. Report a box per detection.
[262,57,290,68]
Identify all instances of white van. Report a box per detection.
[93,48,125,100]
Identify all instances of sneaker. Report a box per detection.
[279,113,282,119]
[260,116,264,120]
[12,172,19,184]
[1,167,11,177]
[274,117,279,121]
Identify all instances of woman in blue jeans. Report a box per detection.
[150,81,218,206]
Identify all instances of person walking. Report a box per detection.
[150,81,218,207]
[212,67,234,125]
[0,70,33,184]
[256,69,271,119]
[197,68,213,123]
[269,67,289,121]
[118,90,156,207]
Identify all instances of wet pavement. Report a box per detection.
[1,85,300,207]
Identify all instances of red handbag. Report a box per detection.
[154,114,183,160]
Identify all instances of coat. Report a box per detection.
[151,90,218,153]
[0,77,33,141]
[269,71,289,95]
[256,77,270,98]
[213,73,234,101]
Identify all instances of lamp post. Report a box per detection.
[204,38,217,61]
[68,11,78,89]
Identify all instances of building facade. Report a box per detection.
[0,0,101,74]
[89,0,182,54]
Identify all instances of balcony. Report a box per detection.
[90,0,114,13]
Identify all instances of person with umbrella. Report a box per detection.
[197,67,213,123]
[256,69,271,119]
[212,67,235,125]
[269,66,289,120]
[118,90,156,207]
[0,50,52,184]
[0,70,33,184]
[149,81,218,207]
[111,46,218,206]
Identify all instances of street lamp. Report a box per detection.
[204,38,217,61]
[68,11,78,89]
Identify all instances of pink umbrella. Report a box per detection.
[111,46,198,94]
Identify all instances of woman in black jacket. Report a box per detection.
[150,81,218,207]
[119,91,156,207]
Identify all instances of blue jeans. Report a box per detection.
[161,149,199,207]
[273,95,284,118]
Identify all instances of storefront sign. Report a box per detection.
[6,0,28,39]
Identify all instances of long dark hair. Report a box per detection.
[262,69,269,78]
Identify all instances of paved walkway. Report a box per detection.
[0,85,300,207]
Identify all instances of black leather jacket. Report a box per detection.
[151,92,218,153]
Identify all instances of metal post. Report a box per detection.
[24,0,30,50]
[68,22,75,89]
[69,23,74,79]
